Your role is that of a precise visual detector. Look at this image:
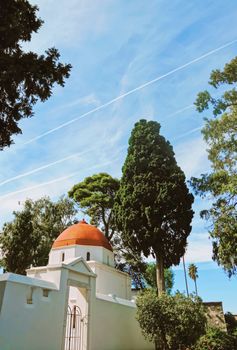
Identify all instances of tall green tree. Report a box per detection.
[0,0,71,149]
[114,120,194,295]
[68,173,120,241]
[69,173,148,287]
[136,290,206,350]
[0,196,77,274]
[191,56,237,276]
[188,263,198,296]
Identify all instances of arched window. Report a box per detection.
[86,252,90,261]
[61,252,65,262]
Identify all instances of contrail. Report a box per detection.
[174,126,203,141]
[0,104,193,188]
[0,174,79,201]
[24,39,237,145]
[0,147,96,187]
[160,104,194,122]
[0,147,126,201]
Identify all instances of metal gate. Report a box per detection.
[64,305,87,350]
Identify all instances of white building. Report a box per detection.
[0,220,153,350]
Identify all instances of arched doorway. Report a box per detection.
[64,284,89,350]
[64,305,88,350]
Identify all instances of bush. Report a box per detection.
[136,290,206,350]
[194,327,236,350]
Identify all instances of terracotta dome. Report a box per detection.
[52,219,113,251]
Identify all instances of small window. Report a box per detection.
[26,287,33,304]
[61,252,65,262]
[43,289,49,298]
[86,252,90,261]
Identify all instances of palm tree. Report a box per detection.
[188,263,198,296]
[182,255,189,297]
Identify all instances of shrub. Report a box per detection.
[194,327,236,350]
[136,290,206,350]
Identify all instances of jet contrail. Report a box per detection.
[0,148,93,187]
[0,142,122,188]
[24,39,237,145]
[0,144,106,187]
[174,126,203,141]
[0,173,79,201]
[160,104,194,122]
[0,148,126,201]
[0,104,193,188]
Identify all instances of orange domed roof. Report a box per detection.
[52,219,113,251]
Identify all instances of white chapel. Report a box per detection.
[0,220,153,350]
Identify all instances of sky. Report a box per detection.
[1,0,237,312]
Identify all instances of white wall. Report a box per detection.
[27,267,62,289]
[49,245,114,267]
[0,259,154,350]
[0,274,67,350]
[90,294,154,350]
[88,261,131,300]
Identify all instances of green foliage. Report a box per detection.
[136,290,206,350]
[188,263,198,295]
[114,119,194,293]
[115,248,147,289]
[191,56,237,276]
[0,197,77,274]
[69,173,120,240]
[195,57,237,116]
[144,262,174,294]
[0,0,71,149]
[194,327,236,350]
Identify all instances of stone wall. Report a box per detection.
[204,301,227,331]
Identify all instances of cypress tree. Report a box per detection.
[114,119,194,295]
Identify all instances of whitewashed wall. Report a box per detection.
[90,294,154,350]
[0,274,67,350]
[88,261,131,300]
[0,259,154,350]
[49,245,114,267]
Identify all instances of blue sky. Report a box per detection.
[1,0,237,312]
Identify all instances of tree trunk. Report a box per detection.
[182,255,189,297]
[194,278,198,296]
[156,254,165,296]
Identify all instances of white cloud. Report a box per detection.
[27,0,110,51]
[185,233,213,263]
[175,136,210,178]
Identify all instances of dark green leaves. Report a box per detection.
[136,291,206,350]
[0,196,77,274]
[194,327,236,350]
[114,119,194,267]
[69,173,120,240]
[0,0,71,149]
